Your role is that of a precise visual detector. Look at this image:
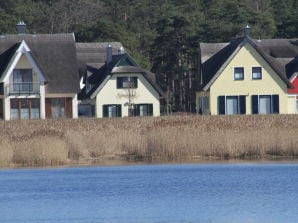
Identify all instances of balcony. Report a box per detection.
[6,83,40,95]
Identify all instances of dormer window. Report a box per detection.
[117,76,138,89]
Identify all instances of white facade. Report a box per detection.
[93,73,160,118]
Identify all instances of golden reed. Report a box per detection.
[0,114,297,167]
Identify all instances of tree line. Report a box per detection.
[1,0,297,112]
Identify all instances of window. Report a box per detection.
[51,98,65,118]
[296,99,298,114]
[117,77,138,89]
[10,99,40,120]
[252,67,262,80]
[234,67,244,80]
[218,95,246,115]
[103,104,121,117]
[135,104,153,116]
[78,104,94,117]
[251,95,279,114]
[198,96,209,114]
[13,69,33,92]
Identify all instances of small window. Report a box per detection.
[252,67,262,80]
[117,77,138,89]
[234,67,244,80]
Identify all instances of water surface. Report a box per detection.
[0,163,297,223]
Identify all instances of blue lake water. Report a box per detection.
[0,163,298,223]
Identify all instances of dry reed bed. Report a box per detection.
[0,115,298,167]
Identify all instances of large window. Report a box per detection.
[45,98,72,118]
[218,95,246,115]
[117,77,138,89]
[103,104,121,118]
[13,69,33,92]
[234,67,244,80]
[252,95,279,114]
[10,99,40,120]
[135,104,153,116]
[252,67,262,80]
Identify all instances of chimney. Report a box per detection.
[118,46,125,54]
[243,24,251,37]
[17,21,26,35]
[106,43,112,65]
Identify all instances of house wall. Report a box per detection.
[72,95,78,118]
[208,43,289,115]
[95,73,160,118]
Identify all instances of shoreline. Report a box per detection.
[1,155,298,170]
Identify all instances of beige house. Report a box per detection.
[0,23,80,120]
[77,43,163,118]
[197,26,297,115]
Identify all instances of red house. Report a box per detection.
[288,73,298,113]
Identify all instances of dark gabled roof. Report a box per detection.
[200,36,298,90]
[76,42,123,78]
[0,42,20,78]
[200,37,243,90]
[0,34,80,94]
[78,50,164,100]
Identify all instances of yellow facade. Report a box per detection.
[197,43,289,115]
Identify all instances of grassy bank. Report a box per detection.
[0,115,298,167]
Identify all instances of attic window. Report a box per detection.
[252,67,262,80]
[234,67,244,80]
[117,77,138,89]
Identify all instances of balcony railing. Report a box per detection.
[6,83,40,95]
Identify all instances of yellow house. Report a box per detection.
[196,27,297,115]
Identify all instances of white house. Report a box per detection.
[77,43,163,118]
